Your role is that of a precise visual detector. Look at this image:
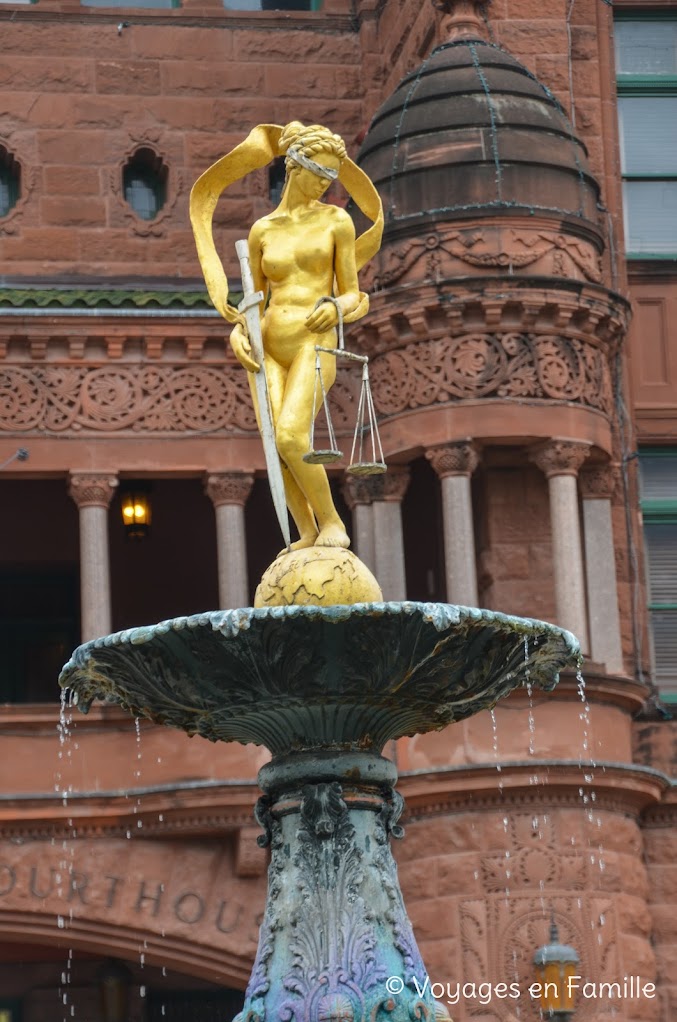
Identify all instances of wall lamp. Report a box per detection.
[533,918,580,1019]
[120,484,152,540]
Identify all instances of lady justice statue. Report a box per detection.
[190,122,385,605]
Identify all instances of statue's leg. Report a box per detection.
[276,345,349,549]
[248,363,319,549]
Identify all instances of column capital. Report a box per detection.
[529,440,591,479]
[68,472,118,509]
[425,440,479,479]
[343,467,411,507]
[204,472,254,508]
[579,463,618,501]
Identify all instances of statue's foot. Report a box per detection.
[278,533,317,557]
[315,523,350,549]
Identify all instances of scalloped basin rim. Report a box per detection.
[60,601,580,675]
[58,604,581,753]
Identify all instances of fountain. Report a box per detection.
[59,119,579,1022]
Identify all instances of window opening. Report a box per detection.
[122,147,168,221]
[0,146,20,219]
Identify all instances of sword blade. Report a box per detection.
[235,239,291,550]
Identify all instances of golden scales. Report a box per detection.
[302,297,386,476]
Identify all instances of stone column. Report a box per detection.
[529,440,591,652]
[68,473,118,643]
[341,475,376,574]
[426,440,479,606]
[370,468,411,602]
[204,472,254,610]
[579,464,624,673]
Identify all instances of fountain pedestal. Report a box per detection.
[60,602,578,1022]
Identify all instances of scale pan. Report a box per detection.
[303,449,343,465]
[347,461,387,476]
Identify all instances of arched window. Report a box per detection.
[0,146,20,219]
[122,147,168,221]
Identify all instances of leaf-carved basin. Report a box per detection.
[59,602,579,755]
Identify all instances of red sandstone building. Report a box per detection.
[0,0,676,1018]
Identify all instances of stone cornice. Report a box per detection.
[0,287,221,311]
[353,280,631,358]
[398,760,670,820]
[0,781,258,841]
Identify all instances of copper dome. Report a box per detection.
[357,37,603,242]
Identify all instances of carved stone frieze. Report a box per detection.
[368,224,603,292]
[369,333,613,420]
[0,364,259,435]
[426,441,479,479]
[68,472,118,509]
[579,463,618,501]
[204,472,254,508]
[529,439,591,479]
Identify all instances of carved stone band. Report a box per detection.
[529,440,591,479]
[68,473,118,509]
[426,441,479,479]
[204,472,254,508]
[342,466,411,506]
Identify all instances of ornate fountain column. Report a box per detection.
[529,441,591,652]
[579,463,624,673]
[61,603,577,1022]
[204,472,254,609]
[68,472,118,642]
[426,441,479,606]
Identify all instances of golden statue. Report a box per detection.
[190,122,384,605]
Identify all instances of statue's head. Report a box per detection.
[278,121,346,199]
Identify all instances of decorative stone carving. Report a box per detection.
[370,226,603,291]
[0,365,259,434]
[369,334,614,420]
[204,472,254,508]
[579,463,618,501]
[432,0,490,42]
[68,473,118,509]
[426,441,479,479]
[342,468,411,507]
[529,440,591,479]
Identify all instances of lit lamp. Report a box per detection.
[97,959,132,1022]
[533,918,580,1020]
[120,485,152,540]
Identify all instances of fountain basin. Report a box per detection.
[59,602,579,755]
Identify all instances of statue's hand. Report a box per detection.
[230,323,260,373]
[306,300,338,334]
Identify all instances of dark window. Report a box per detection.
[123,147,168,221]
[0,146,20,219]
[82,0,179,7]
[0,572,79,704]
[223,0,319,9]
[147,989,244,1021]
[269,157,286,204]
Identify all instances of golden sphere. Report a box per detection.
[254,547,382,607]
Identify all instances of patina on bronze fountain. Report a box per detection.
[60,121,580,1022]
